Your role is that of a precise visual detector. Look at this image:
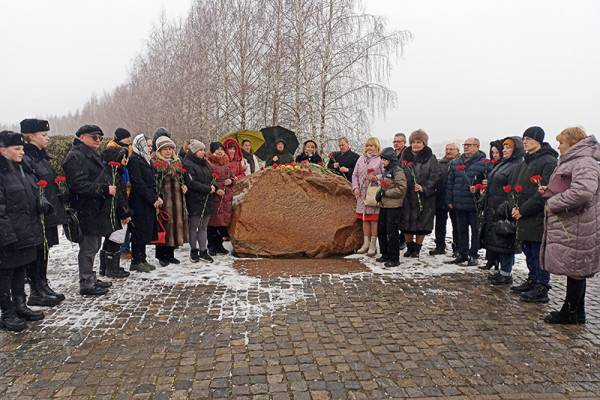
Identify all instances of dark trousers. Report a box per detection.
[378,208,401,262]
[0,266,26,308]
[566,277,586,310]
[78,234,102,290]
[25,245,47,291]
[522,241,550,286]
[131,242,147,264]
[155,246,175,261]
[102,238,121,254]
[434,208,457,250]
[455,210,479,258]
[208,226,228,251]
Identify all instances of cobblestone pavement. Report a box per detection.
[0,242,599,399]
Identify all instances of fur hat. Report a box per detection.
[75,124,103,138]
[20,119,50,134]
[409,129,429,146]
[189,139,205,154]
[0,130,25,148]
[155,136,176,152]
[210,141,225,153]
[523,126,545,144]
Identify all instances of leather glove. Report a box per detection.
[39,194,55,216]
[375,189,384,203]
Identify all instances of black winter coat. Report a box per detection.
[266,150,294,166]
[513,143,558,242]
[481,137,525,254]
[24,143,67,229]
[62,140,116,237]
[295,153,323,165]
[446,150,490,212]
[183,153,214,217]
[127,153,159,244]
[435,156,455,211]
[399,147,440,233]
[327,150,360,181]
[0,157,42,269]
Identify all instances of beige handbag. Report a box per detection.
[364,184,380,207]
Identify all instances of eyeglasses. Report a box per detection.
[84,134,103,142]
[392,140,404,143]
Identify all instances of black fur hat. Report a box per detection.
[20,118,50,134]
[0,130,25,148]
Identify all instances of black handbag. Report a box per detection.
[63,207,82,243]
[495,219,516,237]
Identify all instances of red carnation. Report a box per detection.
[179,167,187,173]
[406,162,414,168]
[492,159,498,165]
[272,163,279,169]
[456,165,466,171]
[211,173,219,179]
[37,180,48,189]
[381,180,390,189]
[514,185,523,193]
[503,185,512,193]
[474,183,484,191]
[301,160,309,164]
[367,168,374,173]
[108,161,121,168]
[328,152,334,158]
[54,176,66,184]
[530,175,543,185]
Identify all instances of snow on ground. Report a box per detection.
[37,228,529,332]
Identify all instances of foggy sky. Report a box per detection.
[1,0,598,150]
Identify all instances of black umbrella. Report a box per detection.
[255,125,300,161]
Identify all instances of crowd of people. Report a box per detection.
[0,120,598,333]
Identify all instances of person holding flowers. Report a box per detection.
[446,136,489,266]
[509,126,558,303]
[399,129,440,258]
[480,137,524,285]
[21,118,66,307]
[539,127,600,324]
[327,137,360,181]
[352,137,383,256]
[0,131,47,332]
[295,140,323,165]
[183,140,216,263]
[207,142,235,256]
[152,136,189,267]
[375,147,407,267]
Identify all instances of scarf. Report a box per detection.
[132,134,151,165]
[242,150,255,173]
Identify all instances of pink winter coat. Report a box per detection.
[540,135,600,278]
[352,155,383,215]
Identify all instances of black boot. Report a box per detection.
[403,242,415,257]
[104,250,129,278]
[190,249,200,263]
[99,251,107,276]
[467,256,478,267]
[41,281,65,302]
[0,301,26,332]
[215,245,229,255]
[409,244,421,258]
[479,259,495,270]
[577,280,586,324]
[520,283,549,303]
[198,250,214,263]
[27,288,61,307]
[384,260,400,268]
[510,277,535,293]
[375,255,389,263]
[14,296,44,321]
[429,246,445,256]
[444,254,468,265]
[544,301,577,324]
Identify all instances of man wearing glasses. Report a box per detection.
[63,125,116,296]
[445,137,489,266]
[393,133,407,160]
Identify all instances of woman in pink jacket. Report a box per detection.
[540,127,600,324]
[352,137,383,257]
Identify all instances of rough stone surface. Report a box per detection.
[230,168,362,258]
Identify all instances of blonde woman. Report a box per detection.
[352,137,383,256]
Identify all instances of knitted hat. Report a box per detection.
[155,136,176,152]
[0,130,25,148]
[409,129,429,146]
[189,139,205,154]
[114,128,131,142]
[379,147,397,162]
[20,119,50,134]
[75,124,103,138]
[210,141,225,153]
[522,126,545,144]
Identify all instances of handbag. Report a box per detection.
[495,219,516,237]
[63,207,82,243]
[151,210,170,245]
[364,184,380,207]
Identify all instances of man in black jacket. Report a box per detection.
[62,125,116,296]
[327,137,360,181]
[510,126,558,303]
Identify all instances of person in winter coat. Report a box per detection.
[183,140,216,263]
[352,137,383,257]
[489,140,502,164]
[430,143,460,256]
[207,142,235,256]
[393,133,408,160]
[151,127,170,153]
[223,137,247,179]
[62,125,117,296]
[481,137,524,285]
[540,128,600,324]
[241,140,262,175]
[98,146,132,279]
[510,126,558,303]
[295,140,323,165]
[327,137,360,181]
[108,128,133,153]
[399,130,440,258]
[446,137,490,266]
[152,136,188,266]
[481,139,504,269]
[0,131,45,332]
[266,139,294,166]
[375,147,407,268]
[128,134,161,273]
[21,119,66,307]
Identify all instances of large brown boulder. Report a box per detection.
[229,166,362,258]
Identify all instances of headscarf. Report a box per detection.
[132,133,151,165]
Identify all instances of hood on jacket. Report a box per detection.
[223,137,243,162]
[559,135,600,164]
[501,136,525,161]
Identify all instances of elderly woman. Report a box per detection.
[352,137,383,257]
[399,129,440,258]
[540,127,600,324]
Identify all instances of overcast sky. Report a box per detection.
[1,0,598,149]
